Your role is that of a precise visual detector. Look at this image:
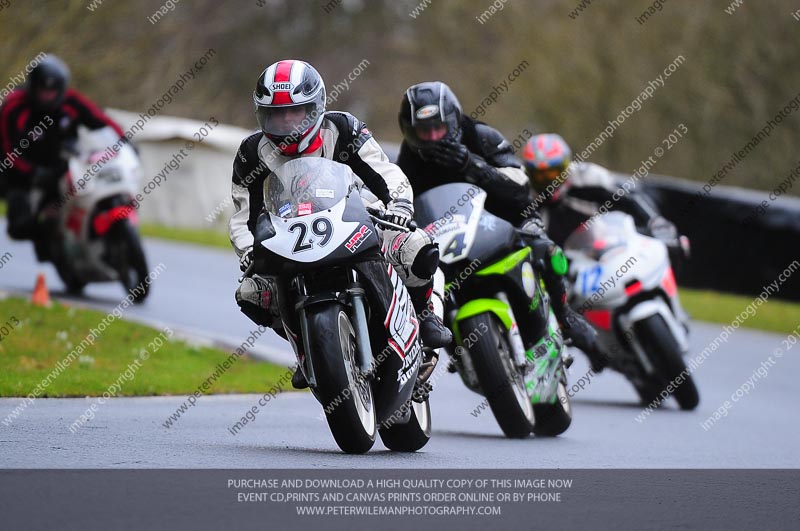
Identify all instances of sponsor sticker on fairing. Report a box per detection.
[345,225,372,253]
[298,202,313,216]
[315,188,335,198]
[278,202,292,218]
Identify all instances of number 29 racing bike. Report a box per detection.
[244,157,433,454]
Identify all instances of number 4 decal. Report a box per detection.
[442,232,466,259]
[288,217,333,254]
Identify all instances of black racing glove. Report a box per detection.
[422,139,470,170]
[31,166,62,189]
[239,247,254,273]
[384,198,414,228]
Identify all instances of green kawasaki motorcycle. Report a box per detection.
[415,183,572,438]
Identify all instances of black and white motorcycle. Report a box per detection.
[246,157,432,454]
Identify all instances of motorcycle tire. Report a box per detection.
[378,397,432,452]
[109,220,150,303]
[306,303,376,454]
[461,313,535,438]
[634,314,700,410]
[532,381,573,437]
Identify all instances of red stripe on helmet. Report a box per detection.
[271,60,294,105]
[274,60,293,82]
[272,91,292,105]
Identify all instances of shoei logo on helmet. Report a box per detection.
[270,82,293,91]
[415,105,439,120]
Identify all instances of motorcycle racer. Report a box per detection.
[521,133,689,267]
[231,60,452,388]
[0,54,126,258]
[396,82,607,372]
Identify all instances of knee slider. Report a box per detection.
[410,243,439,280]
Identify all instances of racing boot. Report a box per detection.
[236,275,309,389]
[409,282,452,350]
[556,304,609,373]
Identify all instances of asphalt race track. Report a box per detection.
[1,228,798,468]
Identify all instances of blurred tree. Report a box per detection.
[1,0,797,193]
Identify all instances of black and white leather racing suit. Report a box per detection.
[231,111,451,350]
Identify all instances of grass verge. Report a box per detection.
[0,296,292,397]
[679,288,798,336]
[140,223,230,249]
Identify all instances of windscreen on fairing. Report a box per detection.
[263,158,356,219]
[564,211,637,258]
[414,182,517,266]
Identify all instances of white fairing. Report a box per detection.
[263,198,358,262]
[619,298,690,373]
[564,212,689,365]
[66,127,141,209]
[55,126,143,282]
[566,213,670,310]
[385,263,422,390]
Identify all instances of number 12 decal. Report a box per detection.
[581,264,603,295]
[288,217,333,253]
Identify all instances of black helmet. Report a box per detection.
[27,54,70,111]
[399,81,462,149]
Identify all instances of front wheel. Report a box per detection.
[306,304,376,454]
[379,398,432,452]
[461,314,534,438]
[108,219,149,303]
[634,314,700,410]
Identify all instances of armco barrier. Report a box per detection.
[639,175,800,302]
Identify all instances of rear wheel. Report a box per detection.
[43,223,85,294]
[379,397,432,452]
[307,305,376,454]
[532,382,572,437]
[634,314,700,410]
[461,314,534,438]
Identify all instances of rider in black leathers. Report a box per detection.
[396,82,608,372]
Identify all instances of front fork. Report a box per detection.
[291,270,375,390]
[495,292,528,369]
[293,275,318,388]
[346,269,374,374]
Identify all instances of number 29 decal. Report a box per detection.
[288,217,333,254]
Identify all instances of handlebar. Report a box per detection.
[238,261,254,283]
[367,208,417,232]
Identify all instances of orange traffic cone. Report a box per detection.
[31,273,51,307]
